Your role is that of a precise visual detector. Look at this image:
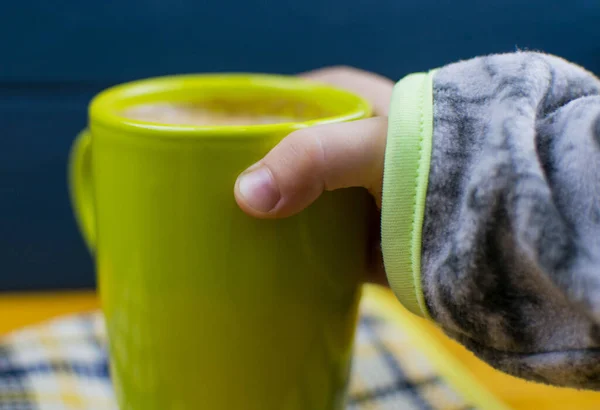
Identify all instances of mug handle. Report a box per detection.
[68,130,96,254]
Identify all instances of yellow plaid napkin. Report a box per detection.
[0,291,477,410]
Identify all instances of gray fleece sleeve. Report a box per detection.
[422,52,600,389]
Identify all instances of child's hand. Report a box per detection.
[234,67,393,285]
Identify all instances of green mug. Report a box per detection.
[69,74,371,410]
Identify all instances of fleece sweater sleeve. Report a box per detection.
[382,52,600,390]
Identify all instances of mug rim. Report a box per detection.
[89,73,372,138]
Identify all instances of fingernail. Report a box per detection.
[237,166,280,212]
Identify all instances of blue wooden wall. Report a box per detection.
[1,0,599,290]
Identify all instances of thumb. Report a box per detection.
[234,117,387,218]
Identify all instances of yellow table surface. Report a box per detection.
[0,291,99,335]
[1,289,599,410]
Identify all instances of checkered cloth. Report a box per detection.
[0,296,476,410]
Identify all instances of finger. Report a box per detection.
[235,117,387,219]
[300,66,394,116]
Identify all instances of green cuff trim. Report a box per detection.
[382,71,435,319]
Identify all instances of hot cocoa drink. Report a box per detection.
[121,102,303,126]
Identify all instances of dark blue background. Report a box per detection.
[2,0,599,290]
